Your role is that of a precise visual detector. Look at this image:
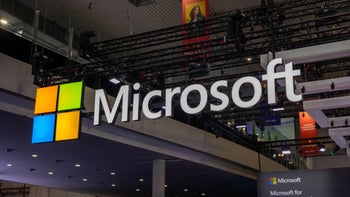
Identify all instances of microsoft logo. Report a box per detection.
[269,177,277,185]
[32,81,83,144]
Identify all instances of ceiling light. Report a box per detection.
[247,57,252,61]
[202,193,206,196]
[281,147,291,155]
[82,178,88,182]
[110,172,116,175]
[48,171,54,175]
[109,77,120,84]
[5,148,14,152]
[139,178,144,182]
[75,164,81,167]
[32,154,38,158]
[184,189,188,192]
[236,125,246,129]
[272,107,285,111]
[111,184,116,187]
[136,188,140,192]
[6,163,12,167]
[164,184,168,188]
[0,19,8,25]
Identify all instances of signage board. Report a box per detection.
[258,168,350,197]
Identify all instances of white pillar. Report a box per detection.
[152,159,165,197]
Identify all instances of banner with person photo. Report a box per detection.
[182,0,209,44]
[182,0,210,78]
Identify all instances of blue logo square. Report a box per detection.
[32,114,56,143]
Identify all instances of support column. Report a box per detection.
[152,159,165,197]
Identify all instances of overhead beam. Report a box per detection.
[295,76,350,95]
[260,39,350,69]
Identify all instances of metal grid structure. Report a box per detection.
[31,0,350,168]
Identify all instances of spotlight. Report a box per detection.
[79,30,97,58]
[226,9,248,51]
[316,5,336,17]
[318,143,326,152]
[211,127,222,138]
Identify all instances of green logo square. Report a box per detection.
[57,81,83,111]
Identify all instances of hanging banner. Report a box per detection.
[299,111,318,156]
[182,0,210,48]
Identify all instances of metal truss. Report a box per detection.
[34,0,350,88]
[259,136,334,148]
[31,0,350,166]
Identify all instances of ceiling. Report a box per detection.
[0,109,256,197]
[17,0,267,41]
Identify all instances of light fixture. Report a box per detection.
[318,143,326,152]
[75,164,81,167]
[109,77,120,84]
[272,107,285,111]
[0,19,8,25]
[236,125,246,129]
[164,184,168,188]
[48,171,54,175]
[136,188,140,192]
[6,163,12,167]
[110,172,116,175]
[111,184,116,187]
[184,188,188,192]
[281,147,291,155]
[202,193,206,196]
[32,154,39,158]
[139,178,144,182]
[246,57,252,61]
[82,178,88,182]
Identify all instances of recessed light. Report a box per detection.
[139,178,144,182]
[75,164,81,167]
[201,193,206,196]
[82,178,88,182]
[136,188,140,192]
[164,184,168,188]
[184,189,188,192]
[6,163,12,167]
[48,171,54,175]
[111,184,116,187]
[32,154,38,158]
[247,57,252,61]
[0,19,8,25]
[110,172,116,175]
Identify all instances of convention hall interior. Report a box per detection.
[1,0,350,196]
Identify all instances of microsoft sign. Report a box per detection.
[94,58,302,124]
